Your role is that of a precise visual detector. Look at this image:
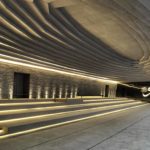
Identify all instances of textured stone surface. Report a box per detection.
[0,63,117,99]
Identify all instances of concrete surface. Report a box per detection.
[0,104,150,150]
[1,0,150,82]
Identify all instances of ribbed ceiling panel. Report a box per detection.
[0,0,150,82]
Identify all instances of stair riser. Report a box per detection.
[0,100,135,110]
[0,102,143,127]
[0,100,136,116]
[0,98,128,103]
[0,103,147,139]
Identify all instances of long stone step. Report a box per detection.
[0,101,144,127]
[0,100,138,117]
[0,102,147,139]
[9,103,145,133]
[0,97,128,103]
[0,99,133,110]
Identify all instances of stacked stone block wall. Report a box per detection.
[0,63,117,99]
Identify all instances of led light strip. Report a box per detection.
[0,101,55,106]
[0,101,143,126]
[0,100,136,115]
[0,56,118,84]
[0,103,148,139]
[83,98,128,102]
[0,98,132,106]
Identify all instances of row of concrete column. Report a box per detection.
[0,68,117,99]
[99,85,117,98]
[0,81,117,99]
[29,83,78,99]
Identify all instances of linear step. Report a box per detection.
[0,100,140,118]
[0,99,134,110]
[0,101,144,127]
[0,102,148,139]
[9,103,145,133]
[0,98,128,103]
[0,99,136,115]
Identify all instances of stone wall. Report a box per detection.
[0,63,117,99]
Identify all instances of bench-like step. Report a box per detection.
[0,100,137,118]
[0,98,147,139]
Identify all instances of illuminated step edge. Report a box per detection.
[0,103,148,139]
[0,100,137,115]
[0,101,57,106]
[0,98,128,103]
[83,98,128,102]
[0,98,127,102]
[83,99,133,103]
[0,101,140,121]
[0,99,133,106]
[0,102,144,126]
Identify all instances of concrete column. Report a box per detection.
[45,86,49,99]
[102,84,105,97]
[113,87,115,97]
[109,84,117,98]
[70,85,74,98]
[8,73,13,99]
[111,89,115,98]
[59,84,63,98]
[52,84,56,99]
[29,77,33,99]
[109,89,112,97]
[29,84,33,99]
[74,85,78,98]
[64,84,68,98]
[113,86,117,97]
[37,85,41,99]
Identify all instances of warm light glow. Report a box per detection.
[59,85,63,98]
[121,83,141,90]
[74,85,78,97]
[70,86,74,98]
[141,87,150,97]
[37,86,41,99]
[0,56,119,84]
[0,101,54,106]
[52,85,56,99]
[9,84,13,99]
[0,103,147,139]
[65,85,68,98]
[0,101,143,126]
[0,127,8,136]
[29,84,33,99]
[45,87,49,99]
[0,99,136,115]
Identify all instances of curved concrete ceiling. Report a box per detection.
[0,0,150,82]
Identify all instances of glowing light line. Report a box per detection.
[0,56,118,84]
[0,100,136,115]
[0,101,143,126]
[0,103,148,139]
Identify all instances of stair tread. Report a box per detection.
[0,102,144,126]
[7,103,146,135]
[0,99,135,110]
[0,101,142,119]
[0,98,146,139]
